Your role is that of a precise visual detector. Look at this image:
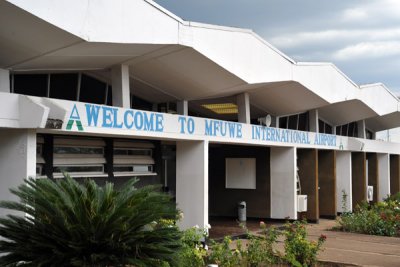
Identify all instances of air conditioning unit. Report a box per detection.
[367,186,374,202]
[297,195,308,212]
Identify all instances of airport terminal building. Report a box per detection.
[1,0,400,229]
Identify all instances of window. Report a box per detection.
[278,112,309,131]
[336,122,358,137]
[53,137,106,177]
[13,74,48,97]
[318,119,333,134]
[49,73,78,100]
[36,135,45,177]
[106,85,112,106]
[131,95,153,111]
[113,141,155,175]
[79,74,107,104]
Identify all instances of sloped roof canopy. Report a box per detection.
[1,0,399,130]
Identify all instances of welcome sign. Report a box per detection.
[62,102,338,149]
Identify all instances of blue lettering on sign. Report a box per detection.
[83,104,165,133]
[250,125,323,146]
[204,119,242,138]
[178,116,196,135]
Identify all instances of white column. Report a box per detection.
[336,151,353,212]
[0,69,10,93]
[177,100,188,116]
[237,93,250,124]
[111,64,130,108]
[176,140,208,229]
[0,129,36,217]
[309,109,319,132]
[357,120,366,139]
[270,147,297,219]
[378,153,390,201]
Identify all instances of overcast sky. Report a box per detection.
[155,0,400,94]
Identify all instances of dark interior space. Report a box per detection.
[209,145,270,218]
[297,149,318,222]
[352,152,366,208]
[318,150,336,218]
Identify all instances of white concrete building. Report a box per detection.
[1,0,400,227]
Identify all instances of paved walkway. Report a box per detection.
[304,219,400,267]
[209,218,400,266]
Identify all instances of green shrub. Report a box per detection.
[283,220,326,267]
[178,225,208,267]
[0,176,182,267]
[244,222,281,266]
[338,200,400,237]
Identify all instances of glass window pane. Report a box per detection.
[114,148,152,156]
[348,122,355,137]
[14,74,47,97]
[49,73,78,100]
[318,120,324,133]
[114,166,134,172]
[342,124,348,136]
[325,124,332,134]
[53,165,103,173]
[54,146,103,154]
[131,95,153,111]
[79,74,106,104]
[298,112,309,131]
[288,115,298,130]
[106,85,112,106]
[279,117,288,128]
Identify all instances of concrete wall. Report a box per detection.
[352,152,367,208]
[176,140,208,229]
[378,153,390,201]
[209,145,270,218]
[319,150,336,217]
[270,147,297,219]
[0,129,36,217]
[336,151,352,212]
[297,149,318,221]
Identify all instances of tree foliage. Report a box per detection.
[0,176,182,267]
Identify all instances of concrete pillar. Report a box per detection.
[319,150,336,218]
[111,64,130,108]
[177,100,188,116]
[378,153,390,201]
[336,151,352,212]
[0,69,10,93]
[297,149,318,221]
[390,155,400,195]
[270,147,297,219]
[0,129,36,217]
[357,120,366,139]
[237,93,250,124]
[176,140,208,229]
[352,152,367,208]
[309,109,319,132]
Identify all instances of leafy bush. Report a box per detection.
[283,220,326,267]
[178,225,208,267]
[0,176,182,267]
[338,200,400,237]
[206,220,323,267]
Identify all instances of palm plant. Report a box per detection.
[0,176,182,267]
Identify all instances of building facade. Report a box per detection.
[1,0,400,228]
